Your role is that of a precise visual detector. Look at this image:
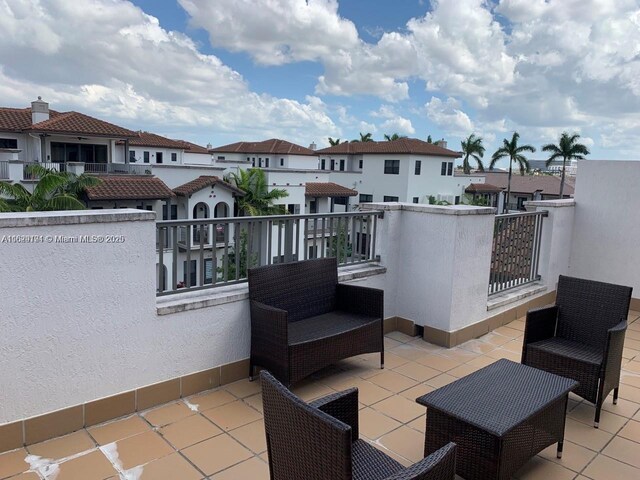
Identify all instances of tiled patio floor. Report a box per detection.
[2,313,640,480]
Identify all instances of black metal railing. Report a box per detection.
[489,210,547,295]
[0,161,8,179]
[84,163,152,175]
[156,211,382,296]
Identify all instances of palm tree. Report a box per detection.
[461,134,486,174]
[227,168,288,216]
[384,133,407,141]
[0,165,99,212]
[427,135,433,144]
[351,132,373,143]
[328,137,341,146]
[490,132,536,213]
[542,132,590,198]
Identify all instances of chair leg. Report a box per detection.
[249,363,255,382]
[613,387,619,405]
[380,351,384,369]
[557,440,563,459]
[594,403,601,428]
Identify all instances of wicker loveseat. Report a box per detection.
[261,370,457,480]
[248,257,384,386]
[522,275,632,427]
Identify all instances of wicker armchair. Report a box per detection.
[248,257,384,386]
[522,275,632,427]
[261,370,457,480]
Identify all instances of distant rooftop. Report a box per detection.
[305,182,358,198]
[173,175,244,197]
[211,139,317,156]
[316,138,461,158]
[84,176,175,201]
[483,172,574,196]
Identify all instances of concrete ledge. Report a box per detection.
[524,199,575,208]
[157,263,387,316]
[362,202,495,215]
[487,283,548,311]
[0,209,156,228]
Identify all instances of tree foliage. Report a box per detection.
[384,133,407,141]
[542,132,590,198]
[490,132,536,213]
[227,168,288,216]
[461,134,486,174]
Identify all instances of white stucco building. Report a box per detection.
[315,138,465,205]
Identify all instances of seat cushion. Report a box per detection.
[528,337,603,365]
[352,439,404,480]
[288,310,379,345]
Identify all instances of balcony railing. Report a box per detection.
[84,163,152,175]
[23,162,66,179]
[156,211,382,296]
[489,210,548,296]
[0,161,8,179]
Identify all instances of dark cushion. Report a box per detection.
[288,311,379,345]
[352,439,404,480]
[528,337,603,366]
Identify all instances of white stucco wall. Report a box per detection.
[569,160,640,293]
[152,164,226,189]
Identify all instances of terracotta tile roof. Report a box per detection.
[465,183,503,193]
[178,140,211,154]
[316,138,461,158]
[0,107,61,132]
[210,138,317,156]
[85,176,175,201]
[125,132,187,149]
[25,111,138,138]
[483,172,575,196]
[173,175,244,197]
[305,182,358,197]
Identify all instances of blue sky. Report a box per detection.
[2,0,639,161]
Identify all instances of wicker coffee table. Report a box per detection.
[416,359,578,480]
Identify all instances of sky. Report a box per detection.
[1,0,640,163]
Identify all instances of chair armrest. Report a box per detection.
[384,442,457,480]
[336,283,384,318]
[522,305,558,364]
[603,319,627,377]
[310,388,359,441]
[250,300,288,345]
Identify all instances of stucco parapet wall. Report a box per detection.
[156,263,387,316]
[524,199,576,208]
[361,202,496,216]
[152,164,225,171]
[261,168,331,174]
[0,209,156,228]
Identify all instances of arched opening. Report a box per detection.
[214,202,229,243]
[193,202,210,243]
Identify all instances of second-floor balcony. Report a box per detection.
[83,162,152,175]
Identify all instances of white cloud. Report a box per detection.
[0,0,340,145]
[370,105,415,135]
[425,97,474,135]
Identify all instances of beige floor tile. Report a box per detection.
[465,355,499,369]
[436,348,479,363]
[625,338,640,351]
[493,326,523,339]
[138,452,203,480]
[228,420,267,454]
[224,379,262,399]
[367,371,417,393]
[27,430,94,460]
[514,456,576,480]
[398,383,435,401]
[568,402,627,433]
[384,337,403,350]
[203,400,262,431]
[617,419,640,443]
[389,344,432,362]
[188,389,236,412]
[564,418,614,451]
[88,415,150,446]
[485,348,522,362]
[0,449,29,479]
[601,397,640,418]
[582,453,640,480]
[143,402,195,427]
[601,436,640,468]
[210,456,269,480]
[243,393,264,413]
[425,373,457,389]
[159,414,222,450]
[379,352,410,369]
[377,425,425,463]
[502,340,525,353]
[392,362,440,382]
[626,329,640,341]
[181,434,252,476]
[406,415,425,433]
[457,339,498,354]
[447,363,485,378]
[477,332,512,347]
[385,332,415,343]
[618,384,640,404]
[371,395,425,423]
[110,430,174,470]
[55,450,117,480]
[348,380,394,405]
[622,348,639,360]
[359,408,402,440]
[414,354,461,372]
[291,381,334,401]
[538,440,596,473]
[6,473,38,480]
[620,372,640,389]
[624,360,640,374]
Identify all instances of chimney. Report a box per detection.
[206,143,212,149]
[434,138,447,149]
[308,142,317,151]
[31,96,49,124]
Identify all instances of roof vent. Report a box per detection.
[206,143,212,149]
[308,142,317,150]
[31,96,49,124]
[434,139,447,148]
